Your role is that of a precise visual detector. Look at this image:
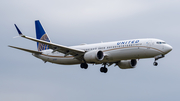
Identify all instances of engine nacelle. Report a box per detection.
[84,50,104,63]
[118,59,137,69]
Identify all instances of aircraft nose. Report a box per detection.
[164,44,172,54]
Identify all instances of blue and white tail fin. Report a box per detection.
[35,20,51,51]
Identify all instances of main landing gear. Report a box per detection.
[80,63,108,73]
[153,54,164,66]
[80,63,88,69]
[100,63,108,73]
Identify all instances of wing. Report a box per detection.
[21,35,85,57]
[14,24,85,59]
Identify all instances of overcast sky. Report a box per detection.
[1,0,180,101]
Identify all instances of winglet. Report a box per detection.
[14,24,23,36]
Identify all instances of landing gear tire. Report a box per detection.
[104,67,108,73]
[100,67,104,72]
[80,63,88,69]
[100,67,108,73]
[153,62,158,66]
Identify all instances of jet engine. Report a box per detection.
[84,50,104,63]
[117,59,137,69]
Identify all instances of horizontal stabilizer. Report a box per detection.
[8,45,42,54]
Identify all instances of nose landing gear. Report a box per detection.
[153,54,164,66]
[153,62,158,66]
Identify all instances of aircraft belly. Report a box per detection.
[137,47,162,58]
[34,54,81,65]
[50,58,81,65]
[144,48,162,57]
[110,48,139,60]
[105,46,162,61]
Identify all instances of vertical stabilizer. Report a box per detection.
[35,20,51,51]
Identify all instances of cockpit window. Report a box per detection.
[156,42,166,44]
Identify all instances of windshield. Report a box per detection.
[156,42,166,44]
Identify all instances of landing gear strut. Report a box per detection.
[80,63,88,69]
[153,54,164,66]
[100,63,108,73]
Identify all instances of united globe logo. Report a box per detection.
[38,34,50,51]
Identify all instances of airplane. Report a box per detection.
[9,20,173,73]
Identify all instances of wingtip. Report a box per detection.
[14,24,23,35]
[8,45,14,48]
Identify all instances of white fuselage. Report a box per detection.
[33,38,172,65]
